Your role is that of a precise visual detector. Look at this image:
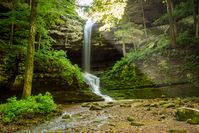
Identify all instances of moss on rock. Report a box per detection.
[101,57,154,90]
[176,107,199,124]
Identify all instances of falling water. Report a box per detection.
[83,19,95,72]
[83,19,113,102]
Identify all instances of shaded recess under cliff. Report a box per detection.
[51,22,123,72]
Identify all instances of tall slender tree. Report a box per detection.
[22,0,38,97]
[192,0,199,38]
[166,0,177,47]
[140,0,147,38]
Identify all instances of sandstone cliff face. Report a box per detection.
[126,0,166,27]
[50,16,83,50]
[51,0,167,71]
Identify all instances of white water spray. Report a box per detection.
[83,19,113,102]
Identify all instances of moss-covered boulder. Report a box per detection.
[89,104,103,111]
[176,107,199,124]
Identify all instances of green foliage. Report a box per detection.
[114,22,134,44]
[0,92,56,123]
[114,22,145,50]
[87,0,127,31]
[154,1,192,25]
[34,50,83,85]
[0,0,78,48]
[176,31,190,44]
[0,0,84,88]
[102,57,154,89]
[0,1,30,45]
[127,35,170,61]
[36,0,78,46]
[102,35,171,89]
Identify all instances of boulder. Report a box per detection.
[127,116,135,122]
[62,114,71,119]
[176,107,199,124]
[162,103,176,108]
[89,104,103,111]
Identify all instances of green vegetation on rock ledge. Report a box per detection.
[102,57,154,90]
[35,50,83,85]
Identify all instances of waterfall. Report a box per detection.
[83,19,95,72]
[83,19,113,102]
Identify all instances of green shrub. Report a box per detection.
[102,57,154,89]
[35,50,83,85]
[176,31,190,44]
[0,92,56,123]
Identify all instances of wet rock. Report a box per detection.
[130,122,144,126]
[95,102,109,108]
[160,115,166,119]
[89,105,103,111]
[143,103,151,107]
[81,102,92,107]
[107,102,114,105]
[167,129,186,133]
[120,104,131,107]
[161,95,166,98]
[159,101,167,105]
[92,102,107,108]
[146,107,151,111]
[127,116,135,122]
[174,98,183,107]
[47,131,63,133]
[62,114,71,119]
[176,107,199,124]
[108,123,116,127]
[150,103,158,107]
[162,103,175,108]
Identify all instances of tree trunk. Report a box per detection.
[38,33,41,50]
[196,0,199,38]
[9,22,14,46]
[192,0,199,38]
[141,0,147,38]
[166,0,177,47]
[196,19,199,38]
[9,0,16,47]
[22,0,38,98]
[122,43,126,57]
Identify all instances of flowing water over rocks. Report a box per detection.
[83,18,113,102]
[18,104,111,133]
[84,73,113,102]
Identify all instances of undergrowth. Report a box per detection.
[0,92,56,123]
[102,34,199,89]
[102,57,154,89]
[34,50,83,85]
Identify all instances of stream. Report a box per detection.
[18,98,199,133]
[18,103,112,133]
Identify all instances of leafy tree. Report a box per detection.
[87,0,128,31]
[114,22,144,56]
[0,0,30,47]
